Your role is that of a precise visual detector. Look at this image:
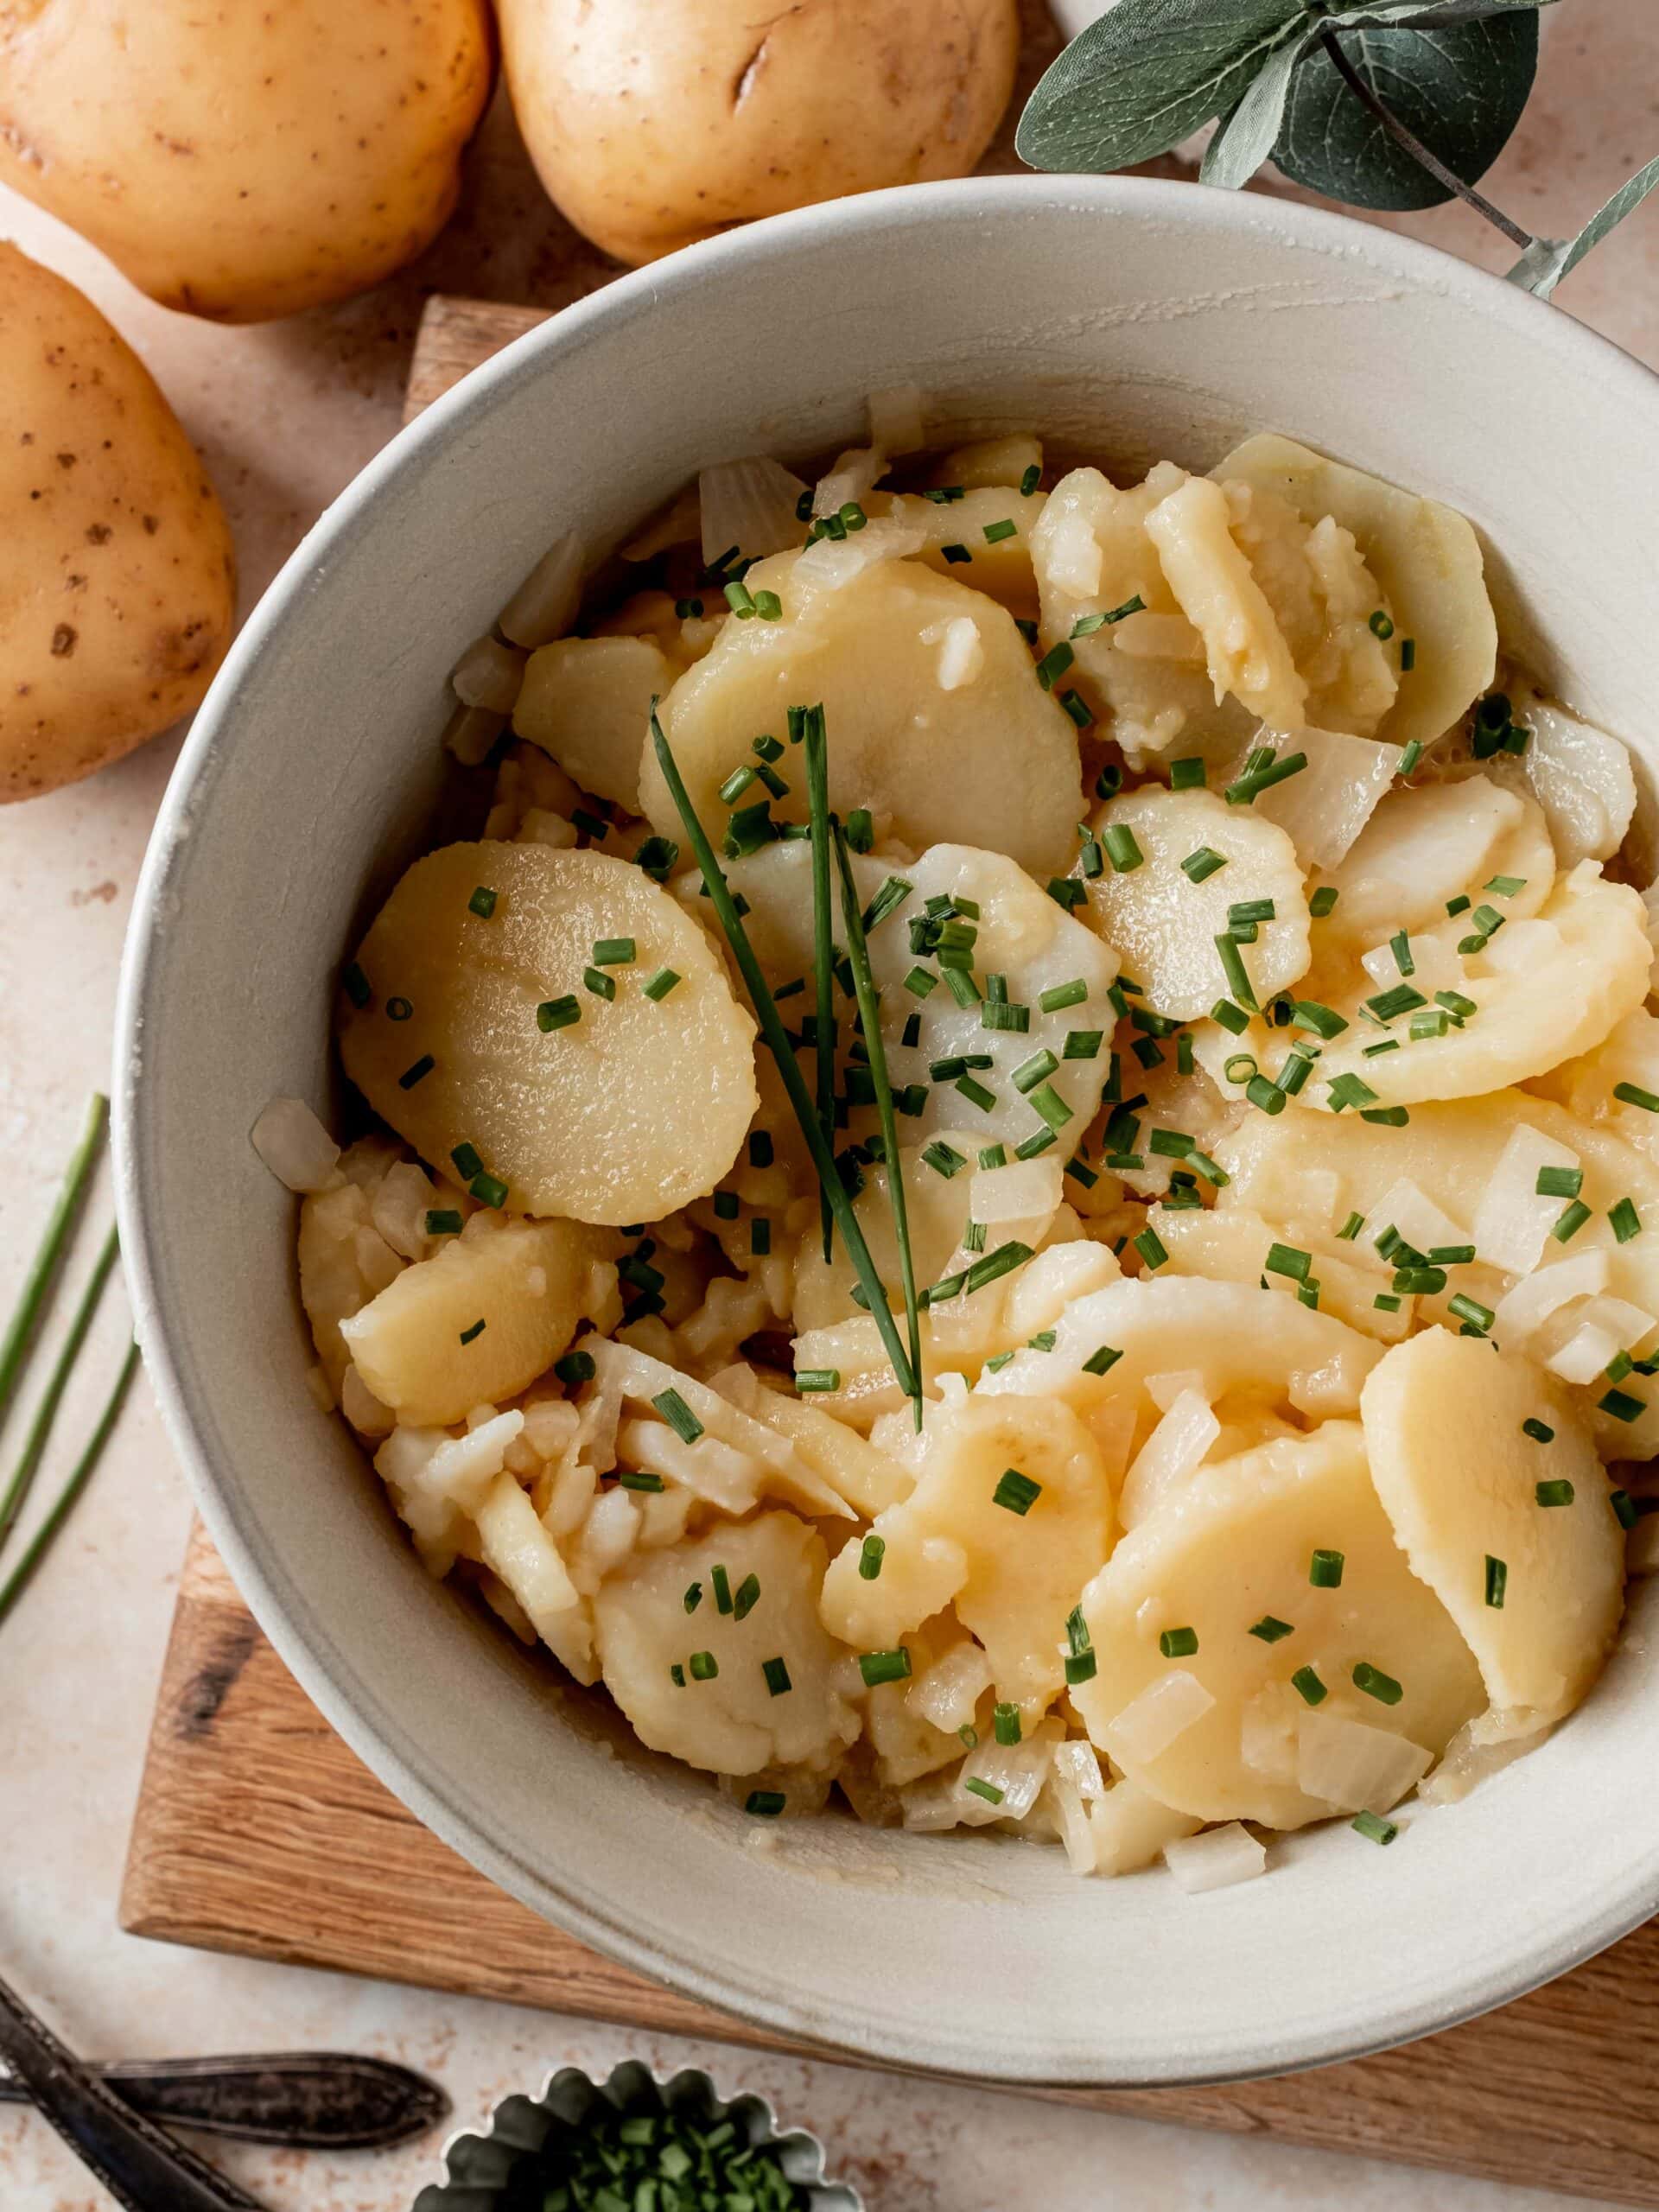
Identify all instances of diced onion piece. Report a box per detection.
[498,531,584,650]
[1053,1738,1105,1802]
[953,1734,1054,1826]
[813,446,887,517]
[370,1160,436,1261]
[340,1364,395,1438]
[1090,1778,1202,1875]
[1584,1294,1659,1348]
[868,385,926,455]
[793,516,926,594]
[933,615,984,692]
[442,701,506,766]
[1102,1669,1215,1764]
[699,456,810,564]
[421,1408,527,1513]
[1421,1713,1548,1804]
[1119,1388,1219,1529]
[251,1097,340,1193]
[1491,1249,1610,1342]
[1295,1709,1431,1815]
[1546,1323,1623,1384]
[1050,1770,1098,1873]
[450,632,527,714]
[1248,724,1403,869]
[1471,1123,1583,1277]
[1162,1822,1266,1893]
[906,1641,994,1732]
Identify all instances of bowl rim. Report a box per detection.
[114,169,1659,2088]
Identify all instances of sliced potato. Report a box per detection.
[1078,785,1309,1020]
[1144,474,1310,730]
[792,1133,976,1335]
[1213,434,1497,752]
[1530,1006,1659,1164]
[880,485,1045,614]
[1310,775,1548,949]
[594,1513,860,1777]
[1484,681,1637,868]
[1227,863,1651,1112]
[1030,463,1252,766]
[1072,1421,1484,1827]
[1361,1330,1622,1730]
[640,549,1083,877]
[935,435,1043,490]
[711,1364,914,1517]
[818,1394,1114,1713]
[1242,724,1404,871]
[340,840,757,1225]
[298,1178,405,1392]
[514,636,676,814]
[1152,1205,1414,1344]
[340,1212,612,1427]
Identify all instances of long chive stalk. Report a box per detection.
[804,705,836,1264]
[0,1340,140,1632]
[0,1093,107,1426]
[832,822,924,1429]
[650,710,918,1400]
[0,1224,122,1554]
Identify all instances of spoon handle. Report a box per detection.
[0,1970,265,2211]
[0,2049,449,2147]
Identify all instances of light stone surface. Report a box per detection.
[3,6,1657,2203]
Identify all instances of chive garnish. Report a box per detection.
[385,995,413,1023]
[733,1572,761,1621]
[761,1658,792,1698]
[1291,1665,1327,1707]
[1309,1548,1344,1587]
[1035,643,1075,690]
[941,542,971,564]
[859,1649,912,1687]
[922,1141,967,1179]
[1535,1166,1582,1198]
[342,961,372,1007]
[858,1534,885,1580]
[1102,824,1144,874]
[468,886,498,918]
[994,1701,1023,1745]
[1309,886,1340,917]
[583,966,616,1001]
[1352,1662,1403,1706]
[983,518,1018,543]
[537,996,580,1032]
[1352,1811,1399,1846]
[1535,1476,1573,1503]
[1600,1388,1645,1423]
[689,1650,718,1681]
[1226,751,1306,804]
[555,1350,595,1387]
[1133,1226,1168,1271]
[1616,1083,1659,1114]
[1181,846,1226,884]
[1249,1616,1294,1643]
[397,1054,435,1090]
[993,1469,1041,1516]
[425,1210,462,1236]
[963,1777,1006,1806]
[1159,1626,1198,1657]
[1552,1199,1592,1243]
[1484,1555,1508,1609]
[652,1388,703,1446]
[795,1369,841,1393]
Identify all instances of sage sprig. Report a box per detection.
[1019,0,1659,297]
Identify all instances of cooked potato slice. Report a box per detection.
[340,1213,612,1427]
[1217,863,1651,1112]
[935,435,1043,490]
[340,841,757,1225]
[1152,1205,1414,1344]
[1030,463,1252,767]
[1078,786,1309,1020]
[1361,1331,1622,1730]
[716,840,1120,1150]
[1485,681,1637,868]
[1145,474,1311,730]
[1530,1007,1659,1163]
[298,1179,405,1393]
[1311,776,1549,948]
[819,1394,1114,1712]
[1213,434,1497,752]
[1242,725,1404,870]
[513,636,677,813]
[711,1363,914,1516]
[976,1275,1384,1431]
[641,548,1083,877]
[880,485,1045,614]
[792,1133,977,1335]
[1072,1421,1484,1827]
[594,1514,859,1776]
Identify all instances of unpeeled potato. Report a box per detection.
[0,245,236,801]
[499,0,1020,266]
[0,0,494,321]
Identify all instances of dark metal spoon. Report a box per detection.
[0,1969,264,2211]
[0,2048,449,2147]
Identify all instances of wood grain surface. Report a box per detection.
[118,289,1659,2209]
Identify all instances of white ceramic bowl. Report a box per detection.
[116,176,1659,2088]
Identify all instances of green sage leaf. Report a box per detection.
[1200,27,1312,188]
[1507,151,1659,297]
[1272,15,1539,212]
[1324,0,1555,24]
[1019,0,1303,175]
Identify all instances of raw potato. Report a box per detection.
[0,3,494,321]
[642,551,1084,879]
[1214,435,1497,752]
[1073,1422,1484,1827]
[1079,786,1310,1020]
[1361,1331,1623,1730]
[499,0,1019,266]
[819,1394,1115,1712]
[340,1212,612,1427]
[340,841,757,1225]
[514,637,676,814]
[0,245,235,801]
[594,1516,860,1776]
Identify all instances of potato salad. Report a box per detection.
[258,412,1659,1889]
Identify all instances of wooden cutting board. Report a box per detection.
[120,293,1659,2209]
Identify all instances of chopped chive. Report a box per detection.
[593,937,637,967]
[1027,1084,1072,1131]
[1168,757,1206,791]
[1427,1244,1475,1265]
[1616,1083,1659,1114]
[1249,1616,1294,1644]
[719,764,757,805]
[1291,1665,1327,1707]
[633,835,678,882]
[752,589,783,620]
[861,874,914,933]
[711,1565,734,1615]
[1133,1226,1168,1271]
[670,1662,686,1686]
[1035,642,1075,690]
[1448,1293,1494,1333]
[467,886,499,919]
[1101,823,1144,874]
[859,1648,912,1687]
[1309,886,1339,917]
[904,964,940,1000]
[617,1470,664,1493]
[1214,932,1257,1012]
[993,1701,1023,1745]
[1266,1242,1312,1282]
[795,1369,842,1394]
[856,1534,886,1583]
[652,1388,704,1446]
[1535,1166,1582,1198]
[1366,984,1427,1022]
[1245,1075,1286,1116]
[537,996,581,1032]
[1039,979,1090,1014]
[1291,1001,1348,1040]
[468,1171,508,1210]
[1535,1476,1573,1503]
[571,808,609,841]
[978,1143,1007,1170]
[341,961,372,1007]
[555,1350,596,1388]
[940,542,972,564]
[397,1054,435,1090]
[1600,1388,1646,1423]
[1181,846,1227,884]
[1159,1626,1198,1658]
[425,1209,463,1237]
[983,518,1018,544]
[1328,1072,1378,1112]
[1095,765,1123,800]
[583,966,616,1001]
[992,1468,1042,1516]
[733,1572,761,1620]
[1211,998,1249,1036]
[981,1001,1032,1033]
[1011,1048,1059,1095]
[385,999,412,1025]
[1335,1211,1364,1242]
[963,1777,1006,1806]
[1611,1198,1643,1243]
[922,1141,968,1179]
[1374,1293,1402,1312]
[1400,638,1417,671]
[1309,1548,1344,1588]
[689,1649,718,1681]
[1352,1810,1398,1846]
[955,1073,996,1113]
[750,1217,772,1255]
[1353,1662,1403,1706]
[1484,1554,1508,1609]
[1226,751,1306,804]
[1552,1200,1592,1243]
